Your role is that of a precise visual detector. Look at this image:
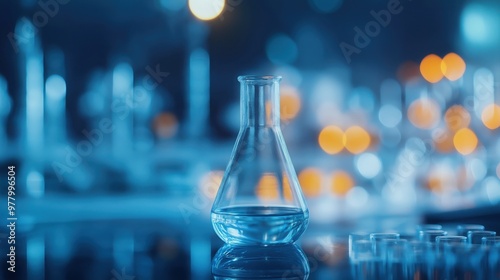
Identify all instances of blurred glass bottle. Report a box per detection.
[211,75,309,245]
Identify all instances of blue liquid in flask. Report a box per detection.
[212,206,309,245]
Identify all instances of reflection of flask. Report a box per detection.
[212,244,310,279]
[211,75,309,245]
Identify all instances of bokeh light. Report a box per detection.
[408,98,440,129]
[298,168,322,197]
[256,173,279,200]
[199,170,223,199]
[453,128,478,155]
[441,53,466,81]
[433,129,454,153]
[461,3,499,46]
[397,61,420,82]
[344,126,370,154]
[378,104,402,128]
[484,177,500,204]
[153,112,178,138]
[346,186,369,208]
[188,0,224,21]
[445,105,470,131]
[481,104,500,130]
[282,175,293,201]
[426,166,455,193]
[266,34,298,65]
[331,171,354,196]
[356,153,382,179]
[45,74,66,101]
[420,54,444,83]
[318,126,344,154]
[280,86,301,121]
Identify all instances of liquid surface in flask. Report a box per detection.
[212,206,309,245]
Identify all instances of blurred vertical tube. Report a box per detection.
[380,79,402,108]
[45,74,67,147]
[16,18,46,197]
[112,63,134,159]
[186,22,209,138]
[0,75,11,151]
[17,19,44,158]
[27,234,45,280]
[45,48,67,148]
[113,233,135,272]
[187,48,209,138]
[190,236,211,280]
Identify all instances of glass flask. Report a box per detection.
[211,75,309,245]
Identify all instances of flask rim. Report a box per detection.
[238,75,282,84]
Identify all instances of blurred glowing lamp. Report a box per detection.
[318,126,344,154]
[280,86,301,121]
[441,53,466,81]
[481,104,500,130]
[331,171,354,196]
[408,98,440,129]
[298,168,322,197]
[444,105,470,131]
[188,0,224,20]
[420,54,443,83]
[344,126,370,154]
[453,128,478,155]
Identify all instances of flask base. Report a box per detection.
[211,206,309,245]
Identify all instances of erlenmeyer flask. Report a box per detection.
[211,75,309,245]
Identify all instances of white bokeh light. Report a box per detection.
[188,0,225,21]
[378,104,402,128]
[346,186,369,208]
[356,153,382,179]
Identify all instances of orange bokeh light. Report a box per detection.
[481,104,500,130]
[397,61,420,82]
[344,126,371,154]
[280,86,301,121]
[441,53,466,81]
[453,128,478,155]
[282,174,293,201]
[298,168,322,197]
[444,105,470,131]
[433,129,454,153]
[408,98,441,129]
[420,54,444,83]
[256,173,279,200]
[318,126,344,154]
[331,171,354,196]
[153,112,178,138]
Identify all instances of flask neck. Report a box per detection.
[239,76,281,128]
